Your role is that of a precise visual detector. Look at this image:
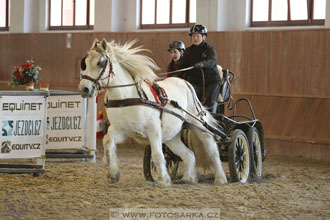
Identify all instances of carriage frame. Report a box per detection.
[143,69,266,184]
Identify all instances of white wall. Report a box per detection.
[24,0,39,33]
[326,0,330,28]
[10,0,45,33]
[94,0,138,32]
[196,0,249,31]
[111,0,138,32]
[9,0,25,33]
[6,0,330,33]
[94,0,112,32]
[38,0,48,32]
[196,0,220,31]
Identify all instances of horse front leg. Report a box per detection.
[103,126,126,184]
[148,127,171,187]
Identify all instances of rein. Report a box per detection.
[104,83,138,89]
[157,66,206,104]
[156,66,194,76]
[80,48,227,140]
[81,63,196,92]
[81,52,205,107]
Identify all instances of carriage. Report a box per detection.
[79,39,265,186]
[143,69,266,184]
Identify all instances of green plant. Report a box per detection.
[9,60,41,87]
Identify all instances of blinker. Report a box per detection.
[97,56,107,68]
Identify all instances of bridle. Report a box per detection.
[80,52,115,90]
[80,50,139,92]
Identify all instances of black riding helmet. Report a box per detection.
[189,24,207,36]
[167,40,185,52]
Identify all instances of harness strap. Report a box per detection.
[145,83,161,105]
[81,75,99,84]
[104,98,219,138]
[144,81,168,106]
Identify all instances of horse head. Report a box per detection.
[78,39,113,97]
[79,39,161,98]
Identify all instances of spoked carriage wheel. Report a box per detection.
[247,127,263,179]
[228,129,251,183]
[143,144,181,182]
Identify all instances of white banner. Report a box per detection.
[0,96,47,159]
[46,95,86,149]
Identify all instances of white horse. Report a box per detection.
[78,39,227,187]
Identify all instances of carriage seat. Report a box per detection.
[216,65,231,103]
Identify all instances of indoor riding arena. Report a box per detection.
[0,1,329,220]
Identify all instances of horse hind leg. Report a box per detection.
[164,134,197,184]
[191,127,227,185]
[103,126,126,184]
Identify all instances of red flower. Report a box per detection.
[16,72,22,80]
[21,62,32,70]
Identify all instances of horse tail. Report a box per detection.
[184,81,219,170]
[186,130,213,170]
[184,81,219,128]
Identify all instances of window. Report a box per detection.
[251,0,326,27]
[49,0,94,30]
[140,0,196,29]
[0,0,9,31]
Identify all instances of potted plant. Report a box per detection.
[9,60,41,90]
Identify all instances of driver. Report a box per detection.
[180,24,221,113]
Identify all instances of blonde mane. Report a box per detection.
[106,40,159,82]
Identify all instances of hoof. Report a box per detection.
[214,177,227,185]
[157,179,171,187]
[181,176,197,185]
[157,175,172,187]
[107,172,120,184]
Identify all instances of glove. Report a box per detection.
[194,62,203,69]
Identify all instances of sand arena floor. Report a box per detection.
[0,140,329,220]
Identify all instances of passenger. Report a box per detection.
[166,40,186,79]
[180,24,221,113]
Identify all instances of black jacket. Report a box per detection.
[180,41,220,86]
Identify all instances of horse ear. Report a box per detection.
[91,39,100,50]
[101,39,108,51]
